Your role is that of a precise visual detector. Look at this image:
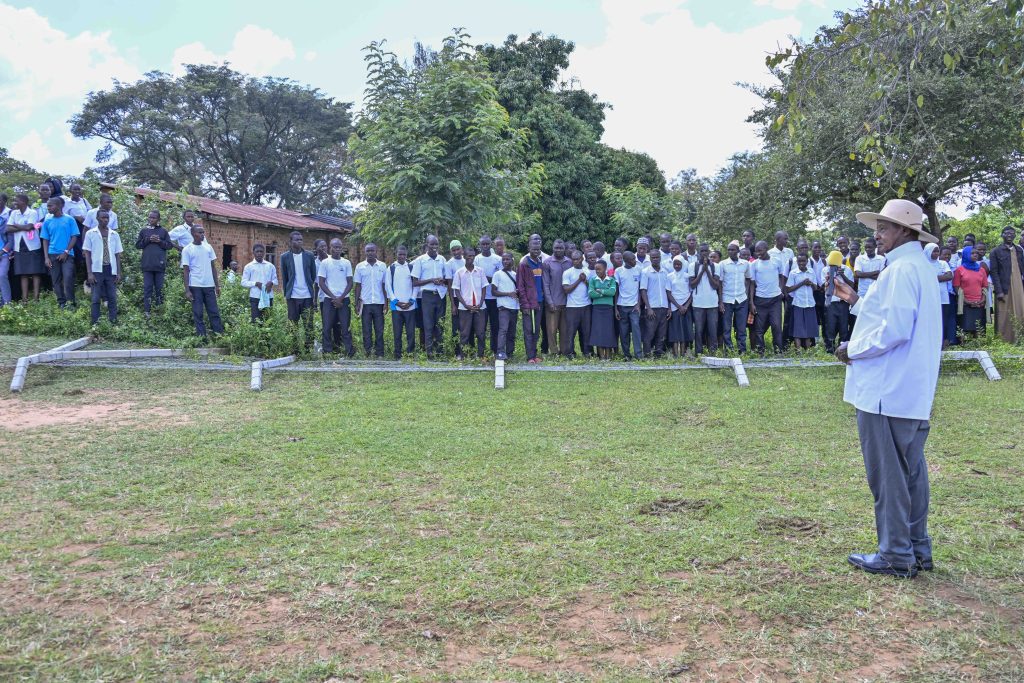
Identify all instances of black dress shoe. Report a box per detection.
[848,552,918,578]
[916,557,934,571]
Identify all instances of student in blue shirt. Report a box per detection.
[40,197,80,309]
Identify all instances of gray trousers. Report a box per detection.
[856,410,932,566]
[49,255,76,307]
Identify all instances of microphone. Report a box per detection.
[825,250,844,303]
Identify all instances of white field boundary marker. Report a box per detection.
[250,355,297,391]
[495,359,505,389]
[942,350,1001,381]
[700,356,750,387]
[9,344,226,393]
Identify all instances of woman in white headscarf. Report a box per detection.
[925,243,955,348]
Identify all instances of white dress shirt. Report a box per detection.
[718,258,749,304]
[854,253,886,297]
[688,261,719,308]
[412,253,448,297]
[181,242,217,287]
[241,259,279,299]
[748,258,784,299]
[317,256,353,299]
[785,268,818,308]
[82,227,124,275]
[452,266,488,309]
[474,252,502,300]
[84,208,119,230]
[562,266,592,307]
[492,269,519,310]
[7,208,40,251]
[386,260,416,307]
[614,265,642,307]
[354,259,388,304]
[667,267,692,310]
[640,267,670,308]
[844,241,942,420]
[768,246,795,277]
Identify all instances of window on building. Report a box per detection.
[222,244,235,269]
[264,243,277,265]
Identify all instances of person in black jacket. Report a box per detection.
[989,225,1024,343]
[279,230,317,348]
[135,210,172,317]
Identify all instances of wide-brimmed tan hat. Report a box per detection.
[856,199,938,244]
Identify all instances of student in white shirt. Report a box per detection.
[560,249,591,359]
[823,254,856,354]
[853,237,886,298]
[809,240,828,338]
[81,209,123,325]
[354,243,388,358]
[317,238,354,356]
[491,252,520,360]
[666,255,694,357]
[168,210,203,248]
[445,240,466,357]
[784,253,820,349]
[614,250,644,360]
[719,242,751,352]
[833,199,941,579]
[688,243,722,355]
[747,241,786,354]
[83,194,119,231]
[180,224,223,338]
[640,250,670,357]
[474,235,503,355]
[241,243,279,323]
[411,235,448,358]
[7,194,44,300]
[658,232,674,271]
[386,245,416,360]
[452,246,489,360]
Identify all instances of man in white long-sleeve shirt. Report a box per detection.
[833,199,941,579]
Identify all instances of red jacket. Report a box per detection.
[516,255,542,310]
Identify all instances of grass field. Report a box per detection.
[0,344,1022,681]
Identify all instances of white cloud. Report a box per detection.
[171,24,296,76]
[0,3,140,121]
[10,130,52,168]
[567,0,803,179]
[304,50,317,62]
[754,0,825,10]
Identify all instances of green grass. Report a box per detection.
[0,357,1021,681]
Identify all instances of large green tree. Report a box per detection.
[71,64,354,211]
[350,29,543,247]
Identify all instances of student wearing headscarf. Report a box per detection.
[953,245,990,338]
[924,243,955,348]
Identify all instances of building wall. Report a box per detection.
[200,220,344,270]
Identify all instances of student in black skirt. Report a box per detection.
[587,259,618,359]
[666,256,694,357]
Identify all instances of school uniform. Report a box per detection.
[561,266,592,357]
[492,268,519,359]
[809,255,827,338]
[355,259,388,357]
[445,256,465,354]
[317,256,354,355]
[640,266,670,357]
[768,246,795,345]
[587,274,617,350]
[281,249,317,347]
[386,260,417,359]
[474,251,503,354]
[168,223,202,249]
[452,265,489,357]
[7,208,44,277]
[135,226,173,313]
[82,227,123,324]
[83,207,118,231]
[614,265,644,359]
[180,241,223,337]
[241,259,279,322]
[931,258,956,346]
[747,257,785,353]
[689,260,721,354]
[412,253,448,357]
[853,253,885,332]
[719,257,749,351]
[785,267,819,340]
[41,215,80,307]
[667,265,694,344]
[823,265,854,353]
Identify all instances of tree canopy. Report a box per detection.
[71,64,355,211]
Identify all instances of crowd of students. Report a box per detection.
[2,180,1023,358]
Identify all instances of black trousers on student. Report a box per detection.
[485,299,500,354]
[497,308,518,358]
[287,297,315,348]
[562,306,591,357]
[693,306,719,355]
[814,290,826,340]
[450,300,461,356]
[617,305,643,359]
[420,291,445,357]
[824,300,850,353]
[522,307,541,360]
[753,295,783,353]
[361,303,385,357]
[781,295,794,348]
[722,300,748,351]
[321,299,353,355]
[49,256,76,308]
[458,308,486,357]
[189,286,223,337]
[143,270,165,313]
[90,265,117,324]
[392,308,416,359]
[642,308,669,357]
[249,297,271,323]
[538,301,550,354]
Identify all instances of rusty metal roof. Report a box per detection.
[101,183,351,233]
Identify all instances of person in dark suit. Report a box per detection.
[279,230,317,348]
[989,225,1024,343]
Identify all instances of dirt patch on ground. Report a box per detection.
[638,498,717,517]
[756,515,824,538]
[0,393,180,431]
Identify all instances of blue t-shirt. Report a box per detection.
[40,215,80,255]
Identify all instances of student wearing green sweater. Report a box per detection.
[588,259,618,359]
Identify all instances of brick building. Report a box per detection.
[100,183,355,268]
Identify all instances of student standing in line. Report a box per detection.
[83,194,119,231]
[412,235,448,359]
[386,245,417,360]
[317,238,354,356]
[989,226,1024,343]
[689,243,722,354]
[543,239,571,356]
[180,225,223,338]
[640,251,670,357]
[635,237,651,270]
[135,209,173,318]
[608,250,623,277]
[40,197,80,309]
[561,250,591,358]
[681,234,699,269]
[669,239,683,265]
[522,233,548,354]
[452,245,488,360]
[82,209,123,325]
[784,253,819,349]
[493,236,507,260]
[169,210,204,249]
[280,231,317,348]
[658,233,673,268]
[0,194,11,307]
[516,235,545,363]
[809,241,827,339]
[768,231,795,348]
[475,235,503,355]
[719,242,750,352]
[925,244,955,349]
[492,251,520,361]
[593,241,611,269]
[953,245,990,339]
[614,250,644,360]
[747,241,786,354]
[6,194,43,301]
[240,243,278,323]
[742,229,756,256]
[312,238,329,311]
[939,247,958,346]
[823,251,855,353]
[354,243,388,358]
[587,259,617,360]
[666,254,694,357]
[63,184,91,276]
[445,240,466,357]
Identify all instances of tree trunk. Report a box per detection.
[922,199,942,242]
